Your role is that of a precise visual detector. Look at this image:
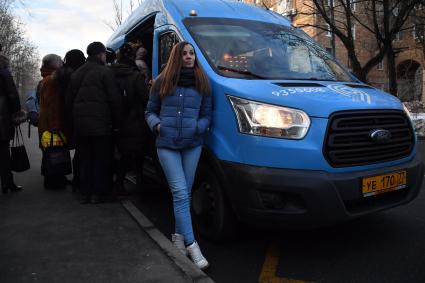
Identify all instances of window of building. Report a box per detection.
[395,31,402,41]
[326,47,333,55]
[350,0,356,12]
[393,7,399,16]
[413,25,418,39]
[377,60,384,70]
[326,24,332,37]
[351,24,356,40]
[325,0,333,17]
[376,2,384,13]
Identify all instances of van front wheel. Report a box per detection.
[191,165,237,242]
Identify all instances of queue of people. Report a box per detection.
[1,40,212,269]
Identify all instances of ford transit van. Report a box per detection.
[107,0,424,241]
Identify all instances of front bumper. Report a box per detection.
[221,156,424,228]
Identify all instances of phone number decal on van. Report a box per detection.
[272,84,371,104]
[272,88,325,97]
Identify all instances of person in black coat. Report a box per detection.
[57,49,86,190]
[110,43,150,195]
[0,44,23,194]
[66,42,122,203]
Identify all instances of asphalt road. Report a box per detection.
[129,141,425,283]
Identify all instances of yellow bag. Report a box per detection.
[41,131,67,149]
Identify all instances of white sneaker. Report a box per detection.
[171,233,188,256]
[186,241,209,270]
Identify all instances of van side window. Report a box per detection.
[159,32,180,71]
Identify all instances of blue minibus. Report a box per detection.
[107,0,424,241]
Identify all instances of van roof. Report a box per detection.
[107,0,292,45]
[165,0,290,23]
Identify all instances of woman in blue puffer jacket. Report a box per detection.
[145,41,211,269]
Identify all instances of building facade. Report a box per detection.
[243,0,425,102]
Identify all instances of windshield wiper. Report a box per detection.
[217,65,267,79]
[307,77,337,81]
[286,77,337,81]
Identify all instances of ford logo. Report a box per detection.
[369,129,391,143]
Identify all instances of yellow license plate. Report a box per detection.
[362,170,407,197]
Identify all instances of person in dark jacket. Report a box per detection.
[0,44,23,194]
[110,43,149,195]
[66,42,122,204]
[145,41,212,269]
[106,47,116,66]
[60,49,86,190]
[39,50,85,188]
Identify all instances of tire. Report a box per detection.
[191,163,237,242]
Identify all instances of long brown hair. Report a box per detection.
[155,41,210,98]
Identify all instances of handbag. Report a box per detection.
[10,125,31,172]
[41,130,72,176]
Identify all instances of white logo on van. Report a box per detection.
[327,84,371,104]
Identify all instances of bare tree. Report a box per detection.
[251,1,421,95]
[1,0,39,101]
[411,1,425,58]
[294,0,420,95]
[105,0,143,31]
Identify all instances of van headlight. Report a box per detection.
[228,96,310,139]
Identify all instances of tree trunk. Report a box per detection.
[387,47,397,96]
[350,55,367,83]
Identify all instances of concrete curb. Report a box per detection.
[121,199,214,283]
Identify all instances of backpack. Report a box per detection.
[25,81,41,126]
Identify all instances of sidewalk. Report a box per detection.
[0,126,211,283]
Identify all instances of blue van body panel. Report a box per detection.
[166,0,291,26]
[108,34,126,51]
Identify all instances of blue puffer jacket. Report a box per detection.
[145,86,212,149]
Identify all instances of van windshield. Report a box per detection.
[184,18,353,82]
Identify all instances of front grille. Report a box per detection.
[324,110,414,167]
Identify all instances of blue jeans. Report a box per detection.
[157,146,202,245]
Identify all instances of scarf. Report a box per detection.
[177,67,195,87]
